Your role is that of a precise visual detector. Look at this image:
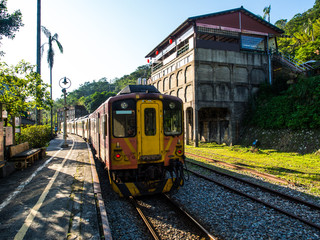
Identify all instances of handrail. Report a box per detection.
[274,52,314,72]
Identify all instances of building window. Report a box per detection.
[197,26,239,38]
[241,35,265,51]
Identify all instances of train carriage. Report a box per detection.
[66,85,185,197]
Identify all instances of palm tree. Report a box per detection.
[304,18,315,42]
[41,26,63,137]
[263,5,271,22]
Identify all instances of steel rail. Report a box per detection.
[186,152,291,185]
[162,194,217,240]
[185,163,320,231]
[185,158,320,211]
[129,196,160,240]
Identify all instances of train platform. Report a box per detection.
[0,134,111,240]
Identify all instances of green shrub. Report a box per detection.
[16,125,51,148]
[249,75,320,129]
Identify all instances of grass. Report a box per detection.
[185,142,320,197]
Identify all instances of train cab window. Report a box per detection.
[163,100,182,135]
[112,99,136,138]
[144,108,156,136]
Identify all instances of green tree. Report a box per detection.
[275,19,287,30]
[41,26,63,136]
[0,61,51,142]
[114,65,150,92]
[304,18,315,41]
[277,1,320,61]
[0,0,23,55]
[250,76,320,129]
[52,64,150,114]
[85,91,116,112]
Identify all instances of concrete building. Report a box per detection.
[146,7,283,146]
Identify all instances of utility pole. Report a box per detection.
[267,34,272,85]
[36,0,41,125]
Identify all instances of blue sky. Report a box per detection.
[1,0,316,99]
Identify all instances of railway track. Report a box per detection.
[185,152,292,185]
[130,194,216,240]
[95,153,214,239]
[184,156,320,231]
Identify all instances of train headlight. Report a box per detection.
[169,102,175,109]
[121,101,128,109]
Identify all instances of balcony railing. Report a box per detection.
[153,62,163,71]
[177,44,189,56]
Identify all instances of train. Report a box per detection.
[64,85,185,197]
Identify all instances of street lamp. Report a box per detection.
[59,77,71,148]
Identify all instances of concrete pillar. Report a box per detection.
[185,108,189,145]
[193,107,199,147]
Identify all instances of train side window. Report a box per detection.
[144,108,156,136]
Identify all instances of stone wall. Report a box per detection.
[151,48,269,145]
[195,49,269,144]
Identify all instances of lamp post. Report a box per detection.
[59,77,71,148]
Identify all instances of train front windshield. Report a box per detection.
[112,98,182,138]
[112,99,136,138]
[163,100,182,136]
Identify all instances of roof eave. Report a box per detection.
[145,18,193,58]
[145,6,284,58]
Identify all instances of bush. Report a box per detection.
[16,125,51,148]
[249,75,320,129]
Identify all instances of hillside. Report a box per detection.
[275,0,320,62]
[53,65,150,113]
[240,1,320,153]
[241,73,320,154]
[248,75,320,130]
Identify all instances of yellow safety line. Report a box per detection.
[14,139,75,240]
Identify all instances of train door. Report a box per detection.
[138,101,162,158]
[97,113,101,159]
[102,114,107,164]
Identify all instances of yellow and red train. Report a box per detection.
[65,85,185,197]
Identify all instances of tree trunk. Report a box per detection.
[50,66,53,138]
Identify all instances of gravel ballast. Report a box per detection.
[172,171,320,239]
